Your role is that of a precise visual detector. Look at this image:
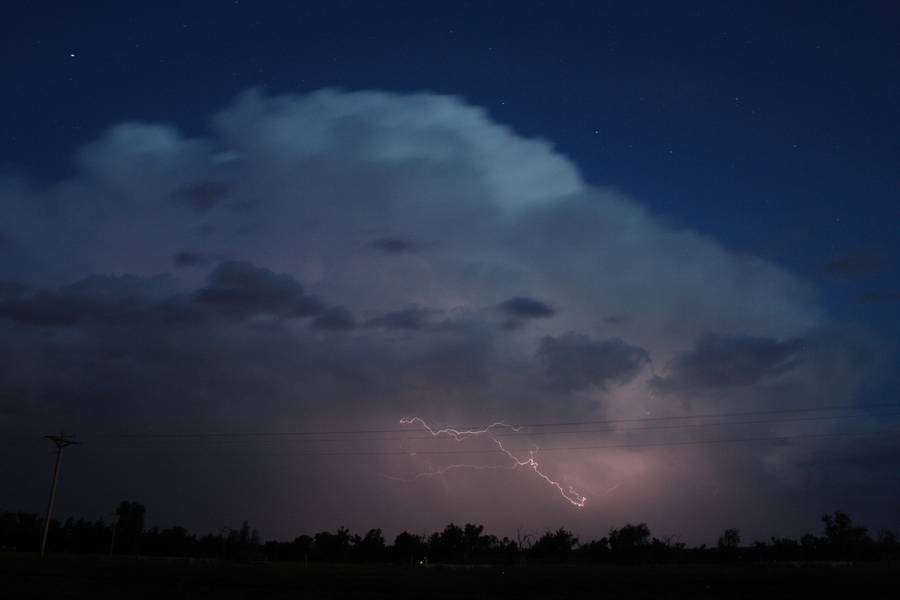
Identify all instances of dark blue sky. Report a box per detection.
[1,1,898,537]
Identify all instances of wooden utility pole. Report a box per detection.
[40,433,79,558]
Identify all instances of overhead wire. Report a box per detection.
[64,428,900,457]
[63,401,900,440]
[53,408,900,446]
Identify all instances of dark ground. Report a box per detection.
[2,554,897,599]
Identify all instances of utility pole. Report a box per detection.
[40,433,79,558]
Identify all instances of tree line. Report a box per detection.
[1,502,898,564]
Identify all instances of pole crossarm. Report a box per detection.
[44,434,80,449]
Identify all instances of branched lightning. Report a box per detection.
[398,416,522,440]
[396,416,587,508]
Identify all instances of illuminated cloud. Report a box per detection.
[0,89,888,540]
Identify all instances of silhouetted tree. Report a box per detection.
[143,525,195,557]
[530,528,578,561]
[2,505,898,565]
[875,529,899,559]
[51,517,102,554]
[195,532,225,558]
[114,501,145,555]
[223,520,261,561]
[393,531,427,564]
[799,532,823,559]
[293,534,314,562]
[428,523,465,562]
[0,512,43,551]
[647,535,686,563]
[718,528,741,550]
[876,529,897,546]
[576,537,610,562]
[609,523,650,555]
[821,511,871,559]
[353,528,386,562]
[314,526,352,562]
[496,536,520,564]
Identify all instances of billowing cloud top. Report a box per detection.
[0,89,889,541]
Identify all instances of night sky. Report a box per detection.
[1,1,898,543]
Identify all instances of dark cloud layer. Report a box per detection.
[538,333,650,391]
[366,306,442,331]
[369,237,419,254]
[173,181,230,212]
[193,261,323,320]
[498,296,556,319]
[650,335,805,393]
[0,261,331,331]
[0,275,172,327]
[311,306,356,331]
[173,250,214,268]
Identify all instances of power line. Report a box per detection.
[68,402,900,440]
[4,404,898,449]
[67,409,900,446]
[72,428,900,457]
[269,429,900,456]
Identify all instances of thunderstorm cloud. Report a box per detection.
[0,89,891,542]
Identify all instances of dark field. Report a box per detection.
[2,555,897,599]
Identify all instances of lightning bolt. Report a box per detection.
[395,416,587,508]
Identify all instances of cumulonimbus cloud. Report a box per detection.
[0,88,889,540]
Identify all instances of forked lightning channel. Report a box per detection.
[396,417,587,508]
